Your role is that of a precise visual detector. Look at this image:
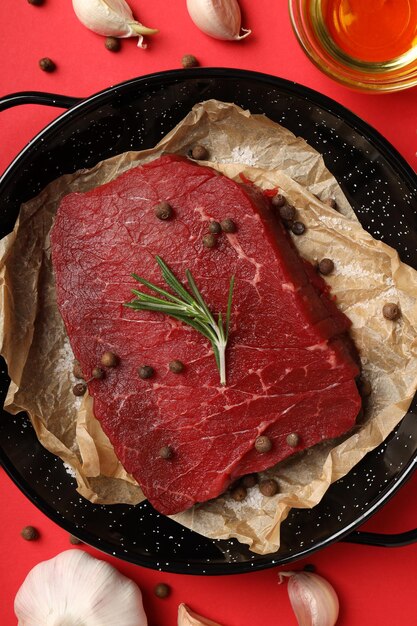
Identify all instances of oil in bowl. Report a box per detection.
[289,0,417,91]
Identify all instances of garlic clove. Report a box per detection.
[15,549,148,626]
[279,571,339,626]
[72,0,158,48]
[186,0,251,41]
[178,603,224,626]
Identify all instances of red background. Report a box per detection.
[1,1,417,624]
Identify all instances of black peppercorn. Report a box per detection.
[230,485,247,502]
[220,218,237,233]
[383,303,400,320]
[291,221,306,236]
[202,233,217,248]
[159,445,173,459]
[271,193,286,208]
[190,145,209,160]
[278,204,296,222]
[154,201,173,220]
[101,351,119,367]
[208,221,222,234]
[39,57,56,72]
[254,435,272,453]
[138,365,155,379]
[169,359,185,374]
[318,258,334,276]
[105,36,121,52]
[21,525,39,541]
[259,478,279,497]
[72,383,87,397]
[154,583,171,598]
[181,54,199,68]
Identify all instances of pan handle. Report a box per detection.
[0,91,81,112]
[344,528,417,547]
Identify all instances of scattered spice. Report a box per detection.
[241,473,258,488]
[21,526,39,541]
[39,57,56,72]
[291,221,306,236]
[159,445,173,459]
[154,583,171,598]
[101,351,119,367]
[72,383,87,397]
[254,435,272,453]
[220,218,237,233]
[383,302,401,320]
[271,193,286,208]
[202,233,217,248]
[259,478,279,497]
[73,360,84,379]
[278,204,296,222]
[208,220,222,234]
[69,534,82,545]
[92,366,105,379]
[169,359,185,374]
[230,484,247,501]
[190,144,209,160]
[318,258,335,276]
[324,197,337,210]
[138,365,155,379]
[154,201,173,220]
[105,36,121,51]
[181,53,199,68]
[286,432,300,447]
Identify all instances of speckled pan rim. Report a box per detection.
[1,68,417,575]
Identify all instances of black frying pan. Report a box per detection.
[1,68,417,574]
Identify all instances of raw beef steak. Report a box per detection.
[51,155,361,514]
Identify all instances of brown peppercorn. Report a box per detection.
[72,383,87,397]
[101,351,119,367]
[39,57,56,72]
[21,526,39,541]
[69,534,82,545]
[73,360,84,380]
[291,221,306,236]
[202,233,217,249]
[159,445,173,460]
[271,193,286,208]
[154,201,173,221]
[259,478,279,497]
[154,583,171,598]
[324,197,337,210]
[181,54,199,68]
[286,432,300,447]
[220,218,237,234]
[230,485,247,502]
[105,36,121,52]
[92,367,105,380]
[278,204,296,222]
[169,359,185,374]
[383,303,401,320]
[138,365,155,379]
[254,435,272,453]
[241,473,258,488]
[318,258,335,276]
[190,145,209,160]
[208,220,222,234]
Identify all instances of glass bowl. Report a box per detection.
[289,0,417,92]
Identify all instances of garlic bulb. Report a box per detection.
[15,549,148,626]
[186,0,251,40]
[279,571,339,626]
[178,603,224,626]
[72,0,158,48]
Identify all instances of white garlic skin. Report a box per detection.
[72,0,158,48]
[178,603,223,626]
[280,571,339,626]
[186,0,251,40]
[15,549,148,626]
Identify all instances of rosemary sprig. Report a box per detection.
[124,256,235,386]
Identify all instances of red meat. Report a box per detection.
[51,155,361,514]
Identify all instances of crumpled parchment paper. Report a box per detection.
[1,100,417,554]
